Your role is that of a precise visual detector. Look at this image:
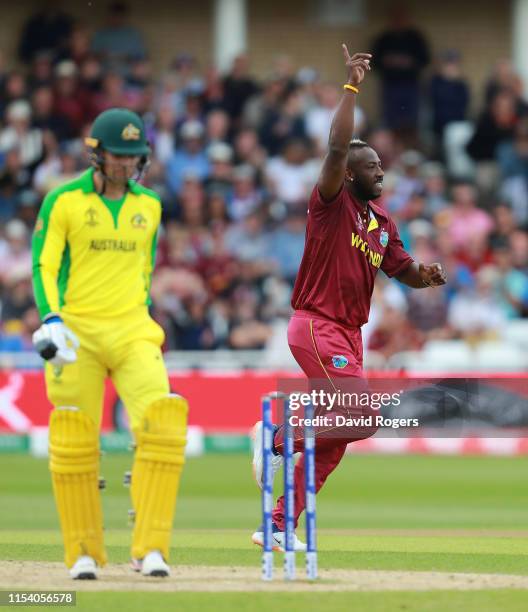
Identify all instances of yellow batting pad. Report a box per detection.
[130,395,188,560]
[49,408,107,568]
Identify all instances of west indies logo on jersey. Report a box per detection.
[131,213,148,229]
[332,355,349,369]
[380,230,389,248]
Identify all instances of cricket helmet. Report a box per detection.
[85,108,151,156]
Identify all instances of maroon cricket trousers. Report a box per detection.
[272,310,379,530]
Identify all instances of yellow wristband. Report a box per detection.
[343,84,359,93]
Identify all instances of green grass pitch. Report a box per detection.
[1,452,527,610]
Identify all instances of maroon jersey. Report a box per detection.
[291,185,413,327]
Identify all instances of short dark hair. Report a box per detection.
[349,138,369,151]
[347,139,371,167]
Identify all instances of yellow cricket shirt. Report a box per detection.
[32,168,161,319]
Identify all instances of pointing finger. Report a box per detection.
[342,43,351,62]
[351,53,372,60]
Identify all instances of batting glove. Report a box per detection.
[32,314,80,366]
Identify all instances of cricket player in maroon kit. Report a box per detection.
[252,46,446,552]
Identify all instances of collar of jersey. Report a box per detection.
[79,168,142,196]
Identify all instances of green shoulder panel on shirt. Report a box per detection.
[129,182,162,305]
[128,180,162,203]
[32,171,91,317]
[57,244,71,308]
[146,228,159,305]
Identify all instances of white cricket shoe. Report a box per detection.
[252,527,307,553]
[252,421,283,489]
[69,555,97,580]
[138,550,170,577]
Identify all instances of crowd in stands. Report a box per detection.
[0,2,527,362]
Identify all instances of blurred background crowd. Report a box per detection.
[0,1,527,368]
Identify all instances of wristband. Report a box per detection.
[343,84,359,93]
[43,313,63,324]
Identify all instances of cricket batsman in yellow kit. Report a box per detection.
[31,108,188,580]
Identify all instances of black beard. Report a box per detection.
[350,181,378,202]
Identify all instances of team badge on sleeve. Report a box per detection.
[332,355,348,369]
[380,230,389,247]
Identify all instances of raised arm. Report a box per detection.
[317,46,372,202]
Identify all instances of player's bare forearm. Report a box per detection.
[318,47,371,201]
[328,84,358,154]
[396,262,447,288]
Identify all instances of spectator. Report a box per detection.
[151,106,177,165]
[0,101,43,169]
[435,181,494,251]
[295,66,320,113]
[269,211,306,282]
[265,139,318,207]
[176,85,205,128]
[421,162,449,217]
[66,24,91,65]
[371,2,430,139]
[368,128,400,170]
[306,82,365,155]
[28,51,54,91]
[32,131,61,195]
[31,85,72,141]
[485,59,525,108]
[222,54,259,124]
[467,89,522,163]
[259,87,307,156]
[429,49,470,148]
[33,137,79,195]
[448,266,506,342]
[206,109,231,145]
[492,246,528,319]
[0,220,32,285]
[170,295,215,350]
[489,204,518,249]
[1,277,34,326]
[79,55,104,94]
[18,4,73,63]
[244,74,286,132]
[0,71,28,116]
[229,164,263,222]
[203,65,226,113]
[233,127,267,173]
[509,229,528,274]
[165,121,210,197]
[496,118,528,180]
[385,149,425,214]
[224,210,274,279]
[0,149,32,220]
[127,57,153,93]
[368,304,423,358]
[93,70,140,113]
[90,1,146,69]
[205,142,233,200]
[53,60,94,134]
[170,53,204,98]
[228,285,272,349]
